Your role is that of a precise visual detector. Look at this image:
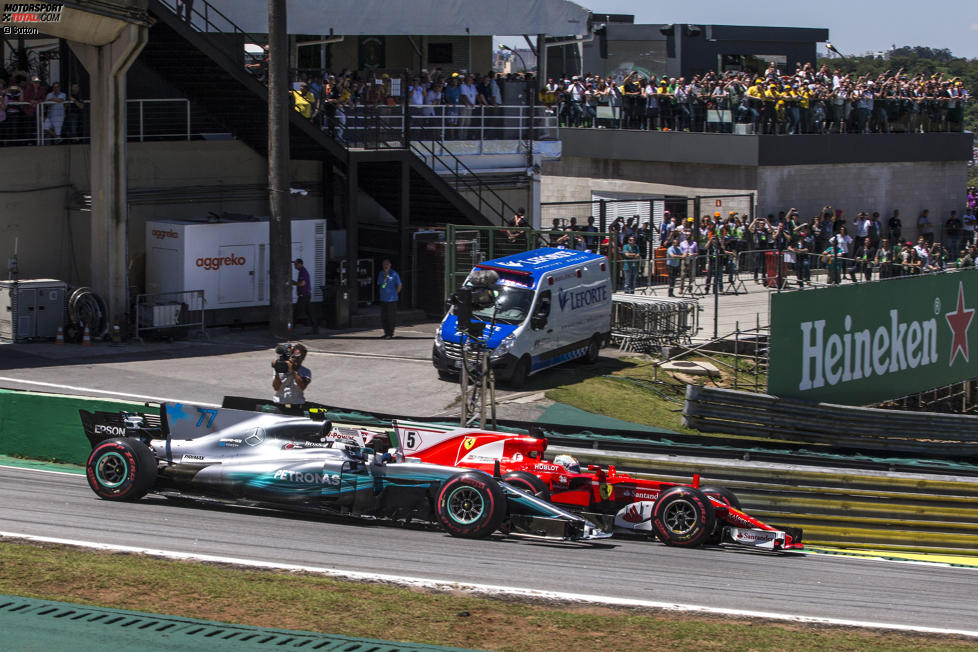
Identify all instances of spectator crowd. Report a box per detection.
[531,194,978,294]
[538,63,970,134]
[1,68,87,145]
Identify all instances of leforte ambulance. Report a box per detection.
[432,248,612,386]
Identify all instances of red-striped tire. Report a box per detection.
[86,438,158,501]
[436,473,506,539]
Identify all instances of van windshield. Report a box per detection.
[471,285,535,325]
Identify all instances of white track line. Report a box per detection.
[0,464,80,476]
[1,530,976,638]
[0,377,220,406]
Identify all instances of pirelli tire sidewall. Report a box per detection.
[501,470,552,501]
[436,472,507,539]
[86,438,158,501]
[652,485,716,547]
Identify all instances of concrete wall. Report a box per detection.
[542,157,757,203]
[756,161,967,222]
[546,129,972,223]
[0,141,322,290]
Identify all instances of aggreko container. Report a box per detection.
[145,219,326,308]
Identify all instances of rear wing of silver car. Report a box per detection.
[79,404,168,448]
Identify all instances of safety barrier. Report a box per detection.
[0,389,148,464]
[134,290,207,343]
[574,450,978,554]
[610,293,700,350]
[0,98,225,147]
[682,385,978,456]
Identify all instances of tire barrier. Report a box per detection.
[683,385,978,457]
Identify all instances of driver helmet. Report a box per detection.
[554,454,580,474]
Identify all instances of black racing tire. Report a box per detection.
[700,485,742,511]
[507,356,531,389]
[652,485,716,548]
[701,485,741,545]
[502,471,551,501]
[436,473,507,539]
[86,438,158,501]
[583,335,601,364]
[781,526,804,546]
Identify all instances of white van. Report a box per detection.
[431,248,612,386]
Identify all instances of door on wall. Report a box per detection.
[217,244,256,304]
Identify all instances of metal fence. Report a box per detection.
[134,290,207,343]
[541,194,756,250]
[321,104,555,149]
[610,294,700,351]
[0,99,229,146]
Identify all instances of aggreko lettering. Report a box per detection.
[196,254,246,271]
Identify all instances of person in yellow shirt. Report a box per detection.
[290,82,315,120]
[783,84,800,134]
[743,80,763,132]
[797,85,812,133]
[761,83,779,134]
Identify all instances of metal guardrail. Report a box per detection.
[321,104,555,149]
[410,141,520,227]
[682,385,978,456]
[134,290,207,343]
[1,98,223,146]
[580,451,978,554]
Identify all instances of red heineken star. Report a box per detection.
[945,282,974,366]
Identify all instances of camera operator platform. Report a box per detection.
[451,270,500,428]
[272,342,311,415]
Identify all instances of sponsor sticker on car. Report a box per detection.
[726,527,782,549]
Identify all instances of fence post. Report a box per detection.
[402,72,410,149]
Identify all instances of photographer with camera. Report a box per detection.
[271,342,311,415]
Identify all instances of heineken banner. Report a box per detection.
[769,270,978,405]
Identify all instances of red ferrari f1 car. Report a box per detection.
[382,420,803,551]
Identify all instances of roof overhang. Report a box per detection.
[205,0,590,37]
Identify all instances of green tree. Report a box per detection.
[818,46,977,135]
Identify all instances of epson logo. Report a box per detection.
[94,424,126,436]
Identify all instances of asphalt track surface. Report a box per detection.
[3,464,978,635]
[3,333,978,636]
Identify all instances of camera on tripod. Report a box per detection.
[450,269,498,339]
[273,343,296,373]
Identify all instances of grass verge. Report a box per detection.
[546,355,766,435]
[0,540,974,651]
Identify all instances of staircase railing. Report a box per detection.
[154,0,529,226]
[409,141,520,227]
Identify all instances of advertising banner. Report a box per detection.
[768,270,978,405]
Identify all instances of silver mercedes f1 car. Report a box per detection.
[79,403,609,542]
